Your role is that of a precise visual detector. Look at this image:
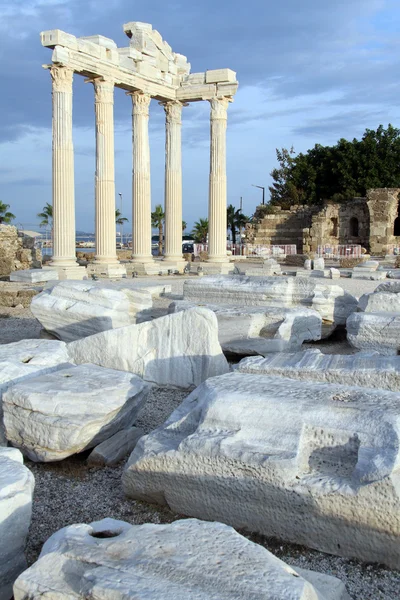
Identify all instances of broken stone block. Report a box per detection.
[9,269,58,283]
[205,68,236,83]
[3,364,148,462]
[312,257,324,270]
[123,371,400,568]
[30,281,153,342]
[347,312,400,355]
[0,447,34,600]
[358,281,400,312]
[236,348,400,391]
[87,427,144,467]
[68,308,228,389]
[330,267,341,279]
[170,301,321,355]
[183,276,357,335]
[13,518,350,600]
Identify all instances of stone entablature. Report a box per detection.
[41,22,238,277]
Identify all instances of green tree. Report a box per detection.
[227,204,249,244]
[37,203,53,227]
[182,220,187,232]
[151,204,165,256]
[0,201,16,224]
[191,218,209,243]
[268,124,400,206]
[115,209,128,226]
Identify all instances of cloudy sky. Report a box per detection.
[1,0,399,233]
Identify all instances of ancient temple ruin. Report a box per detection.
[41,22,238,278]
[248,188,400,255]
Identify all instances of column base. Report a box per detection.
[207,256,229,263]
[44,265,87,280]
[163,258,186,274]
[191,261,236,275]
[125,259,186,276]
[86,262,127,279]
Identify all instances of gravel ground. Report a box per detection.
[3,274,400,598]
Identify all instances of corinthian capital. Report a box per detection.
[130,91,152,116]
[50,66,74,92]
[209,97,232,120]
[161,101,183,124]
[93,78,115,104]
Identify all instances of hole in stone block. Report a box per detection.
[21,356,33,364]
[90,529,121,539]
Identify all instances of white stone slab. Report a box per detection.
[183,276,357,332]
[347,312,400,355]
[41,29,78,50]
[68,308,229,389]
[358,281,400,312]
[30,281,153,342]
[79,35,117,49]
[0,340,72,446]
[170,301,321,355]
[0,447,34,600]
[3,364,148,462]
[10,269,58,283]
[236,348,400,390]
[13,518,350,600]
[87,427,144,466]
[205,68,237,83]
[124,372,400,568]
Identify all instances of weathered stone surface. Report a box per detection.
[87,426,144,466]
[13,517,350,600]
[347,312,400,355]
[3,364,147,462]
[0,225,41,278]
[170,301,321,355]
[10,269,58,283]
[0,282,42,308]
[31,281,153,342]
[183,276,357,335]
[236,348,400,391]
[312,257,325,270]
[358,281,400,312]
[68,308,229,389]
[0,340,71,446]
[124,372,400,568]
[0,447,34,600]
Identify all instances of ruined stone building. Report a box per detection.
[247,188,400,255]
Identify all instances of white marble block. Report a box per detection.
[87,427,144,467]
[170,301,321,355]
[0,340,72,446]
[68,308,229,389]
[13,518,350,600]
[347,312,400,355]
[205,68,237,83]
[31,281,153,342]
[10,269,59,283]
[183,276,357,334]
[0,448,34,600]
[3,364,148,462]
[123,372,400,568]
[237,349,400,390]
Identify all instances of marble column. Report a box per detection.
[208,97,231,262]
[162,100,184,263]
[49,66,79,269]
[130,91,153,262]
[92,77,119,266]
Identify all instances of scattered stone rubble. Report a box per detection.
[0,225,41,279]
[124,371,400,568]
[0,447,34,600]
[236,348,400,390]
[183,275,357,337]
[68,307,229,388]
[347,280,400,354]
[3,364,148,462]
[13,518,350,600]
[170,301,321,355]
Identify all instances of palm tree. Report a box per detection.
[151,204,165,256]
[115,209,128,226]
[182,220,187,232]
[227,204,249,245]
[191,218,209,244]
[37,203,53,227]
[0,201,16,224]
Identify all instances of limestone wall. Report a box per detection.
[367,188,400,254]
[249,205,315,251]
[0,225,42,278]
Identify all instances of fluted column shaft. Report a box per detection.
[50,66,78,267]
[208,97,231,262]
[130,91,153,261]
[163,101,184,261]
[93,78,118,264]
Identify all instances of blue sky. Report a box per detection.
[1,0,400,233]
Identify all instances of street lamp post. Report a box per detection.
[118,192,123,247]
[251,184,265,205]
